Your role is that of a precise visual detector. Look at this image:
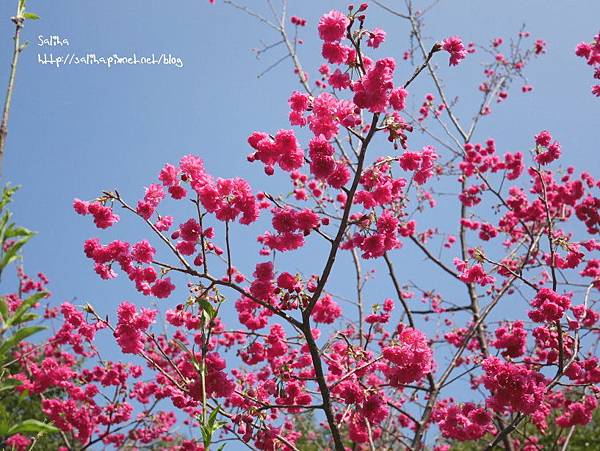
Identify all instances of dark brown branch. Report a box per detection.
[383,252,415,328]
[403,43,442,89]
[305,112,380,313]
[409,235,460,280]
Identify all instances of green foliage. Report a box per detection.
[22,12,40,20]
[0,386,63,449]
[4,419,59,435]
[0,184,35,278]
[17,0,41,22]
[0,187,46,359]
[0,186,61,448]
[292,412,360,450]
[566,409,600,449]
[199,407,226,450]
[293,412,332,451]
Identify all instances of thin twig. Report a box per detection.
[0,2,27,174]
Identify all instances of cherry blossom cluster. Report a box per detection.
[575,32,600,96]
[432,400,495,441]
[442,36,468,66]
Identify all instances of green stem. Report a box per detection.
[0,1,26,175]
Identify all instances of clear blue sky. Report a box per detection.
[0,0,599,430]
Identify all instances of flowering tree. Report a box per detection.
[2,2,600,450]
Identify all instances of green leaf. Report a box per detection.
[17,389,29,402]
[207,407,220,429]
[5,225,35,239]
[22,12,40,20]
[173,339,190,354]
[173,339,203,373]
[0,237,31,271]
[11,312,39,326]
[0,297,8,322]
[200,425,211,448]
[8,292,48,327]
[7,419,59,435]
[0,185,19,211]
[199,299,217,320]
[0,381,22,392]
[213,420,225,434]
[0,326,45,357]
[0,212,11,241]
